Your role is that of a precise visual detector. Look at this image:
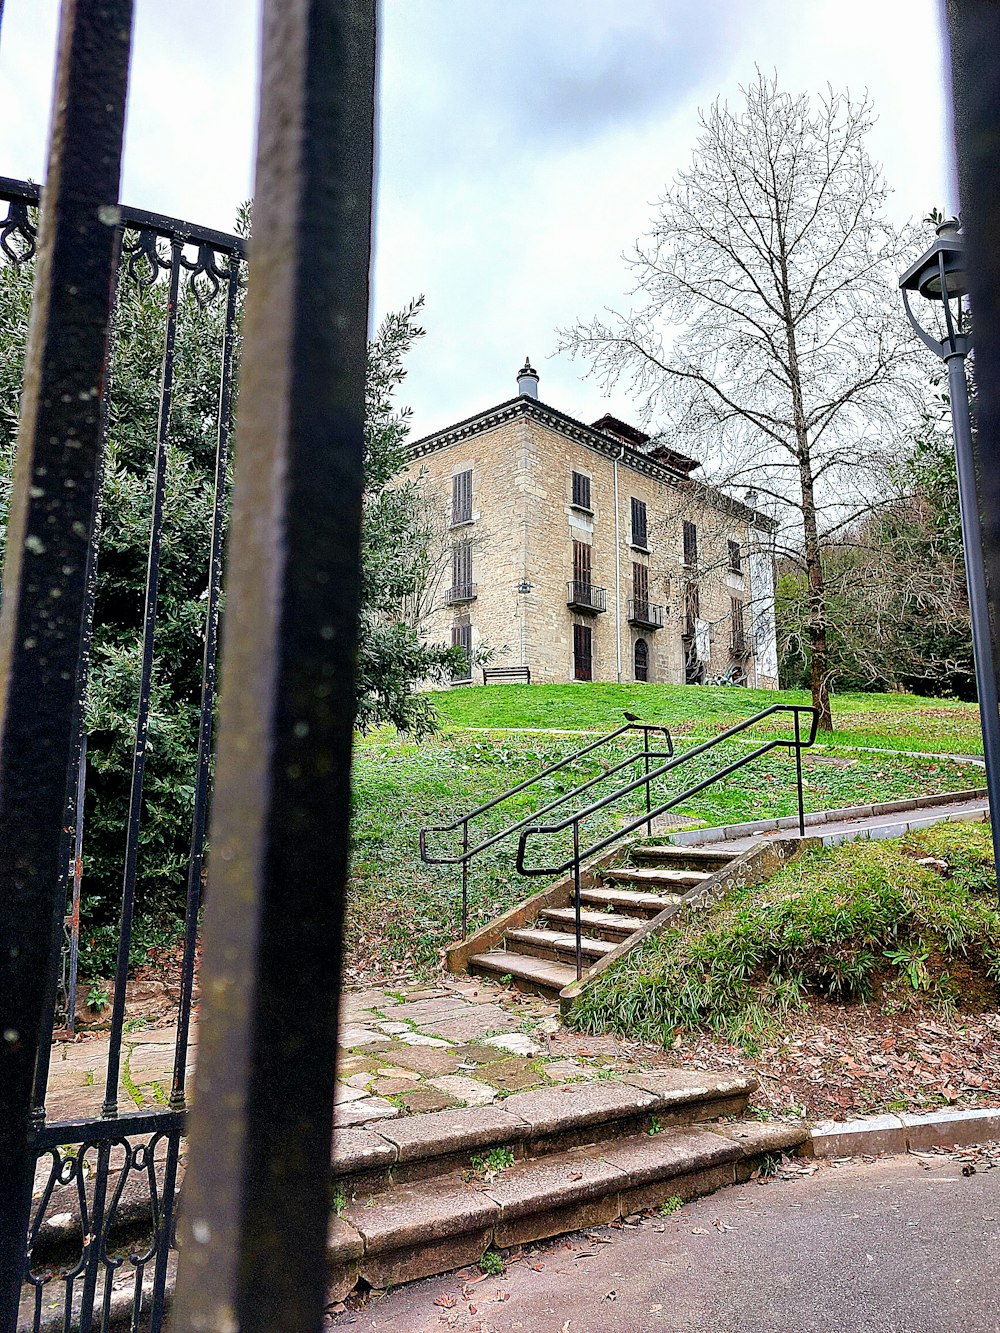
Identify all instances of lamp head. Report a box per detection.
[899,219,969,302]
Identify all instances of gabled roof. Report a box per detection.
[407,394,774,529]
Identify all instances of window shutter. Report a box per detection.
[631,498,647,549]
[452,469,472,525]
[731,597,745,652]
[452,540,472,591]
[728,539,742,573]
[573,540,592,586]
[632,561,648,603]
[683,520,698,566]
[572,471,591,510]
[451,618,472,678]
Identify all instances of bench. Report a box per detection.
[482,665,531,685]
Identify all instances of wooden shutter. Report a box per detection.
[451,469,472,525]
[728,539,742,573]
[631,497,647,549]
[632,561,648,604]
[573,540,592,587]
[572,471,591,510]
[731,597,745,653]
[451,618,472,678]
[452,540,472,593]
[573,624,593,681]
[683,520,698,566]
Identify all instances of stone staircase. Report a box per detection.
[329,1068,810,1296]
[465,841,736,997]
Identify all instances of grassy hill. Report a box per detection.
[431,681,984,757]
[570,822,999,1050]
[346,678,985,981]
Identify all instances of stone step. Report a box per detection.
[333,1115,809,1294]
[540,906,648,939]
[580,885,681,915]
[604,865,710,889]
[630,843,734,868]
[504,926,617,963]
[467,949,578,994]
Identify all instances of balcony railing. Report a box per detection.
[627,598,664,629]
[447,583,477,604]
[566,580,607,613]
[731,635,750,658]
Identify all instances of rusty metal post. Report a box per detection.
[0,2,134,1325]
[171,2,376,1331]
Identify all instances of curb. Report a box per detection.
[667,789,989,847]
[810,1106,1000,1158]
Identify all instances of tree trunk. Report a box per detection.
[777,252,834,733]
[799,458,833,731]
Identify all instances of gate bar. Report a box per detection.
[945,2,1000,862]
[0,2,134,1326]
[171,2,376,1330]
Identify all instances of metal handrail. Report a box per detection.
[419,722,674,936]
[514,704,818,979]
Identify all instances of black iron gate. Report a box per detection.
[0,177,243,1330]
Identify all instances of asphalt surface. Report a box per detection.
[335,1154,1000,1333]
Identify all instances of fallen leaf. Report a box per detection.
[433,1295,456,1309]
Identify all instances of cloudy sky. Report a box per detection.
[0,1,955,439]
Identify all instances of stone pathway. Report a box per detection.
[43,977,651,1126]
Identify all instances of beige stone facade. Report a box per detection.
[405,374,779,689]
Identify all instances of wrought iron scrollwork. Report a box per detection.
[123,227,168,293]
[23,1132,175,1333]
[0,195,37,263]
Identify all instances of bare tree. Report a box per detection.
[559,71,923,729]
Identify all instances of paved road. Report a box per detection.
[337,1155,1000,1333]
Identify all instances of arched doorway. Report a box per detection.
[634,637,649,682]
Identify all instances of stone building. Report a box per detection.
[405,361,779,688]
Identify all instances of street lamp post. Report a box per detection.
[901,219,1000,899]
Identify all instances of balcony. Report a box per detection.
[447,583,477,605]
[731,635,751,659]
[627,598,664,630]
[566,580,607,614]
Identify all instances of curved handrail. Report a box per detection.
[516,704,818,877]
[420,722,671,851]
[420,729,673,866]
[418,721,673,937]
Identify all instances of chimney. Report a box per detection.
[517,356,539,399]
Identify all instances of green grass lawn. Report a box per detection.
[347,722,983,980]
[431,682,984,756]
[569,823,1000,1050]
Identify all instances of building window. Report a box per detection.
[682,520,698,567]
[683,581,700,638]
[573,623,593,681]
[571,470,592,511]
[630,497,648,550]
[632,561,649,612]
[451,618,472,681]
[451,469,472,526]
[449,540,475,602]
[634,637,649,682]
[728,539,742,574]
[731,596,746,655]
[572,539,592,593]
